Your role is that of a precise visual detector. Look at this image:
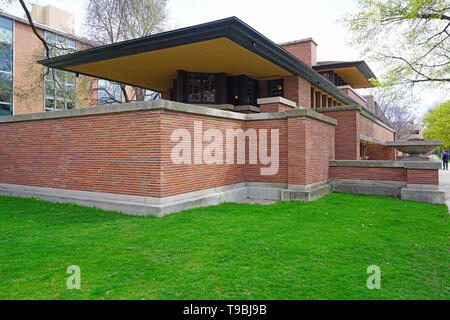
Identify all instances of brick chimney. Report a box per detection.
[30,4,75,34]
[363,95,375,113]
[279,38,318,67]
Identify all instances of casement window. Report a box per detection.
[187,73,216,103]
[44,31,76,111]
[227,75,258,106]
[0,16,13,116]
[268,79,284,97]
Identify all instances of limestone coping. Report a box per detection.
[0,99,337,126]
[330,160,441,170]
[360,134,386,146]
[257,96,297,108]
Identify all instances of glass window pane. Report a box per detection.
[45,98,55,112]
[55,99,65,110]
[0,16,13,116]
[43,31,77,111]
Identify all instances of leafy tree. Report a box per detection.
[342,0,450,87]
[84,0,168,102]
[423,100,450,147]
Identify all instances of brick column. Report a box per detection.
[322,109,361,160]
[283,76,312,108]
[283,113,336,201]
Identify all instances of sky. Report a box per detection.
[3,0,447,117]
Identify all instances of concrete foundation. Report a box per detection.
[281,183,331,201]
[0,181,336,217]
[401,188,445,205]
[330,180,405,197]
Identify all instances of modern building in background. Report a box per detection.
[0,5,128,116]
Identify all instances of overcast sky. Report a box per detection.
[4,0,447,116]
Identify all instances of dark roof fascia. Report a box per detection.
[38,17,236,69]
[313,61,377,81]
[38,17,357,106]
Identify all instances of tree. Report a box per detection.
[84,0,168,103]
[370,86,419,138]
[0,0,94,112]
[423,100,450,147]
[342,0,450,87]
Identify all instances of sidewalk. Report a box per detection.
[439,168,450,211]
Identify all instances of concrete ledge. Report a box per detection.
[0,99,336,125]
[195,103,235,111]
[331,180,404,197]
[288,180,329,191]
[403,161,442,170]
[257,97,297,108]
[283,108,337,125]
[281,183,331,201]
[401,188,445,204]
[330,160,405,168]
[360,134,386,146]
[234,105,260,113]
[316,105,362,113]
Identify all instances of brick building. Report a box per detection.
[0,5,138,116]
[0,16,443,216]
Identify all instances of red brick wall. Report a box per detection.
[305,118,335,185]
[339,87,366,107]
[324,110,360,160]
[260,103,294,113]
[244,119,288,185]
[0,111,162,197]
[0,108,337,197]
[360,114,396,160]
[364,145,397,160]
[288,117,335,185]
[407,169,438,185]
[330,167,407,182]
[160,111,247,197]
[360,115,395,142]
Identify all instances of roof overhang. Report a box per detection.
[39,17,357,105]
[313,61,377,89]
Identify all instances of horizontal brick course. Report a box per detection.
[330,167,407,182]
[0,107,334,198]
[407,169,438,185]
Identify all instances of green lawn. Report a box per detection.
[0,193,448,300]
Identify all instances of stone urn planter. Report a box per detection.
[385,141,443,160]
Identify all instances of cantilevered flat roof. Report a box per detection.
[313,61,377,89]
[39,17,357,105]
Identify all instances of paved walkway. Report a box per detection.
[439,169,450,211]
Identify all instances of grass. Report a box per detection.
[0,193,448,300]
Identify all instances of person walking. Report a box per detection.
[442,150,449,170]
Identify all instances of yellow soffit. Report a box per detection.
[319,66,371,89]
[67,37,294,91]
